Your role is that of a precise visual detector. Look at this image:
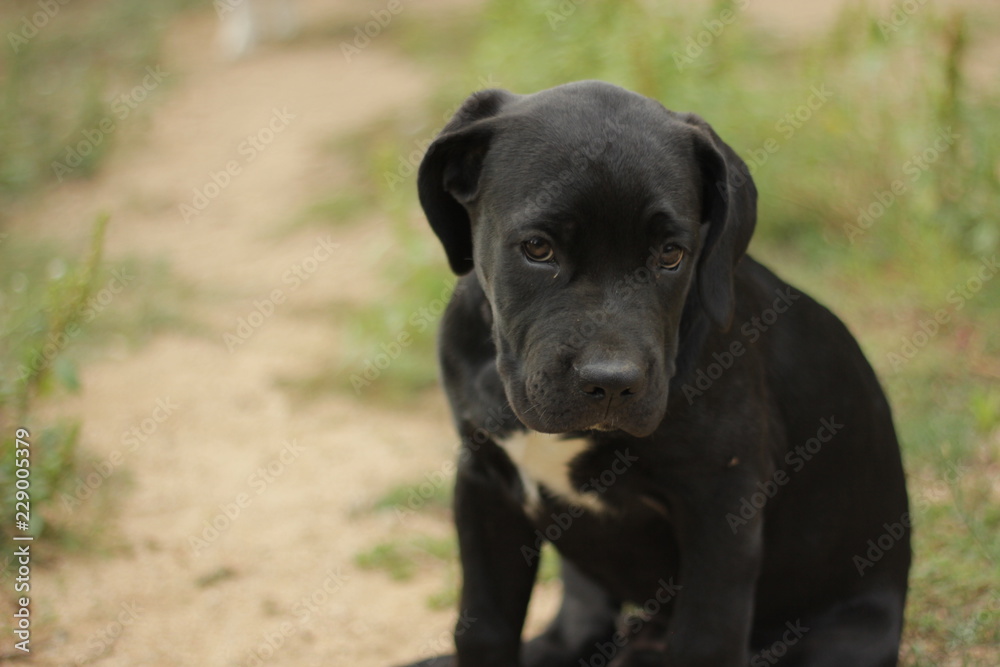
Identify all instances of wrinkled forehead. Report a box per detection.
[478,108,704,232]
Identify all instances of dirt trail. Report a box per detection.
[8,2,560,666]
[10,1,995,666]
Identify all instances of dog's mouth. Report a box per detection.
[586,422,620,432]
[506,390,666,439]
[594,420,661,439]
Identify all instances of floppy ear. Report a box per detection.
[683,114,758,330]
[417,89,516,275]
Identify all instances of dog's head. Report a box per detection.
[418,81,756,438]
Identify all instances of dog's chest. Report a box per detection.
[497,431,605,511]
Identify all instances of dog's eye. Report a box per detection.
[658,245,685,270]
[522,238,555,263]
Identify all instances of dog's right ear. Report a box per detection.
[417,89,516,275]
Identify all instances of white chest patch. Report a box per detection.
[497,431,605,512]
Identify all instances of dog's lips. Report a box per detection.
[586,422,618,432]
[612,421,660,439]
[510,401,661,439]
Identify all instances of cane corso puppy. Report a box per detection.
[402,81,910,667]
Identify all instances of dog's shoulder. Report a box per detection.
[731,256,895,442]
[733,256,872,367]
[439,273,492,353]
[438,273,493,378]
[436,273,514,430]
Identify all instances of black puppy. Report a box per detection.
[405,81,910,667]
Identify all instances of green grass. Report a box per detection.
[355,535,456,581]
[355,471,562,611]
[330,1,999,662]
[0,3,203,574]
[312,0,1000,401]
[370,477,452,516]
[277,232,457,404]
[0,215,109,548]
[0,215,194,553]
[292,190,379,229]
[355,522,562,611]
[2,241,196,554]
[354,535,458,609]
[0,0,205,202]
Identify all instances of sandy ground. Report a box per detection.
[3,0,996,666]
[7,2,533,666]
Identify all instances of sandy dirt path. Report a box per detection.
[5,2,565,666]
[7,1,995,666]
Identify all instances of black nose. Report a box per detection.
[577,360,645,399]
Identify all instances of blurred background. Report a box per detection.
[0,0,998,665]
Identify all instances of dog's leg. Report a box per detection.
[659,471,765,666]
[521,558,620,667]
[755,587,905,667]
[450,450,541,667]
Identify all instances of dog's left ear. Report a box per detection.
[417,89,517,275]
[682,114,758,330]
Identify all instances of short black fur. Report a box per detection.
[400,81,910,667]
